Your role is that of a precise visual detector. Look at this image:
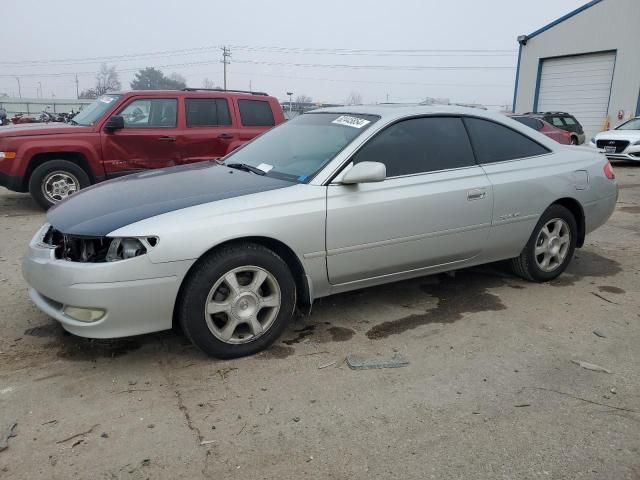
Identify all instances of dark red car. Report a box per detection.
[510,115,572,145]
[0,89,284,209]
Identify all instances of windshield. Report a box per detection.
[72,94,120,126]
[222,112,379,182]
[615,118,640,131]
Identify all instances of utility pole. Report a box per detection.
[16,77,21,98]
[287,92,293,113]
[75,74,80,99]
[38,82,42,99]
[221,46,231,90]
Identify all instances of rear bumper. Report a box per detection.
[22,226,194,338]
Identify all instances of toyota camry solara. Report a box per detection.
[22,105,618,358]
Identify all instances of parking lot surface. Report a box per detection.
[0,166,639,479]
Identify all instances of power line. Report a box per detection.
[0,44,518,67]
[234,59,516,71]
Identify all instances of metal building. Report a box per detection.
[512,0,640,139]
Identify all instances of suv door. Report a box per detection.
[325,116,493,285]
[234,98,277,144]
[181,97,237,163]
[101,97,180,176]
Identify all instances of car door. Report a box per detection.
[325,116,493,285]
[462,116,555,261]
[180,97,238,163]
[101,97,180,176]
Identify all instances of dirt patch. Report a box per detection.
[366,272,506,340]
[620,206,640,214]
[24,322,64,338]
[326,326,355,342]
[260,344,294,359]
[282,325,316,345]
[598,285,625,294]
[551,251,622,287]
[53,338,142,361]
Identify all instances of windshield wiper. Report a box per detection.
[225,163,266,176]
[69,119,78,125]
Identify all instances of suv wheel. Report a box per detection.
[570,136,579,145]
[511,204,577,282]
[178,243,296,358]
[29,160,90,210]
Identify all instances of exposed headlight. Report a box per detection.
[0,151,17,159]
[106,238,148,262]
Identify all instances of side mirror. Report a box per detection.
[340,161,386,184]
[104,115,124,132]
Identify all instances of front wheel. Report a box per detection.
[178,243,296,358]
[511,204,577,282]
[570,136,579,145]
[28,160,90,210]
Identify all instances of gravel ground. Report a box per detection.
[0,166,639,480]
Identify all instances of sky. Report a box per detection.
[1,0,587,108]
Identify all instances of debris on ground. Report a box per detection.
[200,439,216,446]
[0,422,17,452]
[593,330,607,338]
[56,424,100,444]
[346,353,409,370]
[610,387,617,394]
[514,403,531,408]
[293,417,301,422]
[571,360,612,374]
[318,360,337,369]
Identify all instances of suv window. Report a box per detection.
[549,117,564,127]
[464,117,550,163]
[238,99,275,126]
[352,117,476,177]
[185,98,232,127]
[120,99,177,128]
[563,116,577,125]
[512,116,542,131]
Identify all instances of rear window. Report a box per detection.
[563,117,577,125]
[238,100,275,126]
[185,98,231,127]
[464,117,550,164]
[512,116,542,131]
[550,117,564,127]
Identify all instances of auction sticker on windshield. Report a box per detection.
[332,115,371,129]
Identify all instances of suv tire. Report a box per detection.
[29,160,90,210]
[511,204,577,282]
[178,243,296,358]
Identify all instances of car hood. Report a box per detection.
[0,122,93,137]
[594,129,640,142]
[47,162,295,236]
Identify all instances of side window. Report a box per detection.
[120,99,177,128]
[464,117,550,164]
[550,117,564,127]
[238,100,275,126]
[185,98,232,127]
[351,117,476,177]
[512,116,540,131]
[563,116,577,126]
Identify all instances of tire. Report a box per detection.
[178,243,296,359]
[28,160,91,210]
[510,204,577,282]
[570,136,579,145]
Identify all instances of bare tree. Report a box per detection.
[202,78,219,89]
[345,91,363,105]
[295,94,312,104]
[94,63,121,96]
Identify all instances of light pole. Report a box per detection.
[287,92,293,113]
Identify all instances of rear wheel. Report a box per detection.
[28,160,90,210]
[511,204,577,282]
[570,136,579,145]
[178,243,296,358]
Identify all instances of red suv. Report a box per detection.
[0,89,284,209]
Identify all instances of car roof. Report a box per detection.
[110,89,274,99]
[310,104,509,123]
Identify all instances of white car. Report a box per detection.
[590,117,640,161]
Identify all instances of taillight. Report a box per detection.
[603,161,615,180]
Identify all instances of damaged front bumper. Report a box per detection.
[22,224,194,338]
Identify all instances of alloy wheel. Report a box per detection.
[534,218,571,272]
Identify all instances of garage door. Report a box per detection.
[536,51,616,138]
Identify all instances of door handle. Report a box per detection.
[158,136,176,141]
[217,133,234,140]
[467,189,486,201]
